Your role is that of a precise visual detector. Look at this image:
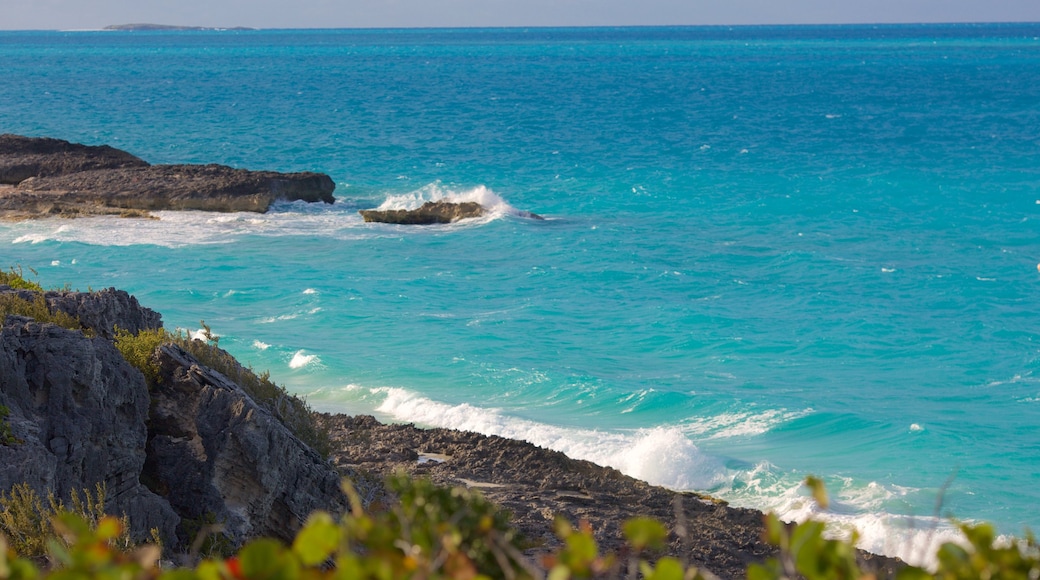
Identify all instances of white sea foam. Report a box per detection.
[289,350,319,369]
[0,185,536,248]
[189,328,217,342]
[252,340,271,350]
[373,183,541,222]
[683,408,811,439]
[360,385,965,568]
[259,312,301,324]
[373,386,726,490]
[715,462,966,568]
[303,288,319,295]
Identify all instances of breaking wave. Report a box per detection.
[305,384,971,568]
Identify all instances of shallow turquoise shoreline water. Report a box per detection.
[2,24,1039,562]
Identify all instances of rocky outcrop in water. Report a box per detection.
[0,135,335,219]
[359,201,487,224]
[0,286,346,549]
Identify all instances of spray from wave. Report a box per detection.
[0,183,539,248]
[372,183,542,222]
[315,384,967,568]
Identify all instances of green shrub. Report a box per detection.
[114,327,167,388]
[2,474,1039,580]
[0,483,133,562]
[0,267,44,292]
[0,405,18,447]
[0,293,82,333]
[179,512,235,560]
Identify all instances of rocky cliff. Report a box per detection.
[0,286,346,549]
[0,135,335,219]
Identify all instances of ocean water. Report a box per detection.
[2,24,1040,564]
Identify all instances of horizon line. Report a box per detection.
[3,20,1040,33]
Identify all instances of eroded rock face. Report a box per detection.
[0,287,346,550]
[0,316,179,543]
[45,287,163,340]
[0,135,337,219]
[145,343,346,546]
[359,201,486,224]
[0,134,148,185]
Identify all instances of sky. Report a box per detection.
[1,0,1039,30]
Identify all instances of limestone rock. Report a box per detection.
[0,134,148,185]
[0,286,346,550]
[359,201,486,224]
[0,135,337,219]
[45,287,163,339]
[14,164,336,214]
[0,316,179,542]
[145,343,346,546]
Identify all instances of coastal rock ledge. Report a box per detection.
[0,134,335,219]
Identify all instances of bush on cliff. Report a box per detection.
[0,267,44,292]
[0,483,134,563]
[0,293,83,333]
[0,405,17,446]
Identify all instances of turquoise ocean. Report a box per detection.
[2,24,1039,563]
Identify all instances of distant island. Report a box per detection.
[104,23,255,31]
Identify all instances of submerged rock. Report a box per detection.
[359,200,486,224]
[0,135,335,219]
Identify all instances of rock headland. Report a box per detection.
[0,135,335,219]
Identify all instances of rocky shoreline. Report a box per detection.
[319,414,903,579]
[0,282,904,578]
[0,135,902,575]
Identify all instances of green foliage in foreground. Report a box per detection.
[1,476,1038,580]
[113,322,332,458]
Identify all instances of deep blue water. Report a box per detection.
[2,24,1039,561]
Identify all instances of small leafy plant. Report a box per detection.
[0,483,133,562]
[0,405,19,446]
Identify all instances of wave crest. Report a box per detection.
[374,183,538,221]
